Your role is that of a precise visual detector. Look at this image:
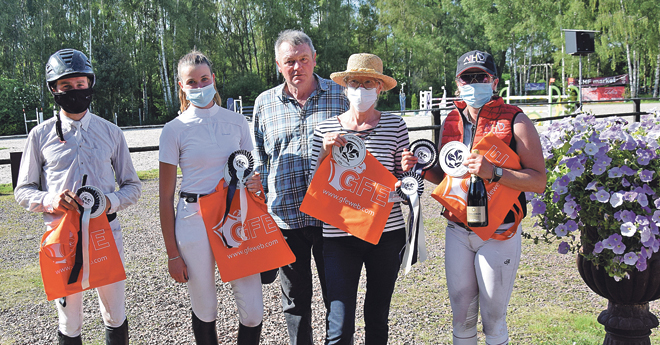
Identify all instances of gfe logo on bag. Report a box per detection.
[212,208,279,248]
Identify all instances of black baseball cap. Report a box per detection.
[456,50,497,77]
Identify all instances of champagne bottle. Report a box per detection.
[466,150,488,227]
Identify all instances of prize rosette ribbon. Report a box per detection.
[219,149,254,248]
[396,139,437,274]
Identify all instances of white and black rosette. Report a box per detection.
[76,185,106,219]
[219,150,255,248]
[397,141,435,274]
[332,134,366,168]
[224,149,255,188]
[439,141,469,178]
[396,171,424,200]
[69,176,106,289]
[410,139,438,173]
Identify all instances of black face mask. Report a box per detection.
[53,88,94,114]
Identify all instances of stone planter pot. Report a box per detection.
[577,226,660,344]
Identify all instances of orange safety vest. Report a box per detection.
[433,97,527,240]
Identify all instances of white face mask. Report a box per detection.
[184,83,216,108]
[346,87,378,112]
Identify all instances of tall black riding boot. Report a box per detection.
[237,322,262,345]
[192,311,219,345]
[105,318,129,345]
[57,330,83,345]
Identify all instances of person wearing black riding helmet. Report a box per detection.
[14,48,141,345]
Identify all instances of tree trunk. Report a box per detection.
[159,7,172,111]
[654,48,660,98]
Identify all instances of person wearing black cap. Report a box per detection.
[403,50,546,344]
[14,48,141,344]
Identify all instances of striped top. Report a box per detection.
[310,112,409,237]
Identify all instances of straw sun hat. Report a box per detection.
[330,53,397,91]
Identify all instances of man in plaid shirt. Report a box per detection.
[253,29,349,344]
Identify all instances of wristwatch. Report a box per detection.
[491,166,503,183]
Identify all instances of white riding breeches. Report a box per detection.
[175,198,264,326]
[444,222,521,345]
[56,219,126,337]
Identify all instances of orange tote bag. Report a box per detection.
[300,152,398,245]
[432,132,524,241]
[199,180,295,282]
[39,209,125,301]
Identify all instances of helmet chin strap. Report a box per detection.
[55,113,65,143]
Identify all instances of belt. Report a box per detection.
[107,213,117,222]
[180,192,207,203]
[453,222,472,231]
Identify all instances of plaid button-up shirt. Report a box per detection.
[253,74,349,229]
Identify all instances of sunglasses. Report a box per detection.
[345,79,380,90]
[457,73,492,85]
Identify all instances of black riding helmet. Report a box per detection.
[46,49,95,142]
[46,49,95,92]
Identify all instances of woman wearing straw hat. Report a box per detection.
[309,53,409,344]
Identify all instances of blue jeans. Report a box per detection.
[279,226,328,345]
[324,229,406,345]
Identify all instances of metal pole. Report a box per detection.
[578,55,583,111]
[634,99,641,122]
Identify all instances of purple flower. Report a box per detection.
[586,181,599,191]
[640,232,655,249]
[531,199,546,217]
[594,153,612,166]
[610,192,624,208]
[592,163,608,175]
[604,233,622,249]
[567,164,585,180]
[594,241,605,254]
[620,222,637,237]
[641,246,651,260]
[568,139,585,153]
[594,190,610,203]
[612,242,626,255]
[556,175,570,187]
[636,256,648,271]
[638,194,649,207]
[623,192,638,202]
[584,143,598,155]
[563,200,579,218]
[641,227,652,243]
[653,210,660,225]
[655,198,660,209]
[558,241,570,254]
[555,224,568,237]
[642,184,655,195]
[652,239,660,253]
[623,252,639,265]
[552,192,560,203]
[636,149,652,165]
[640,169,654,183]
[621,210,637,223]
[621,165,636,176]
[565,220,578,232]
[608,167,622,178]
[564,157,581,170]
[622,178,630,187]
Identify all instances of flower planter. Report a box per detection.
[578,226,660,344]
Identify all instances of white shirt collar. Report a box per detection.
[59,109,91,130]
